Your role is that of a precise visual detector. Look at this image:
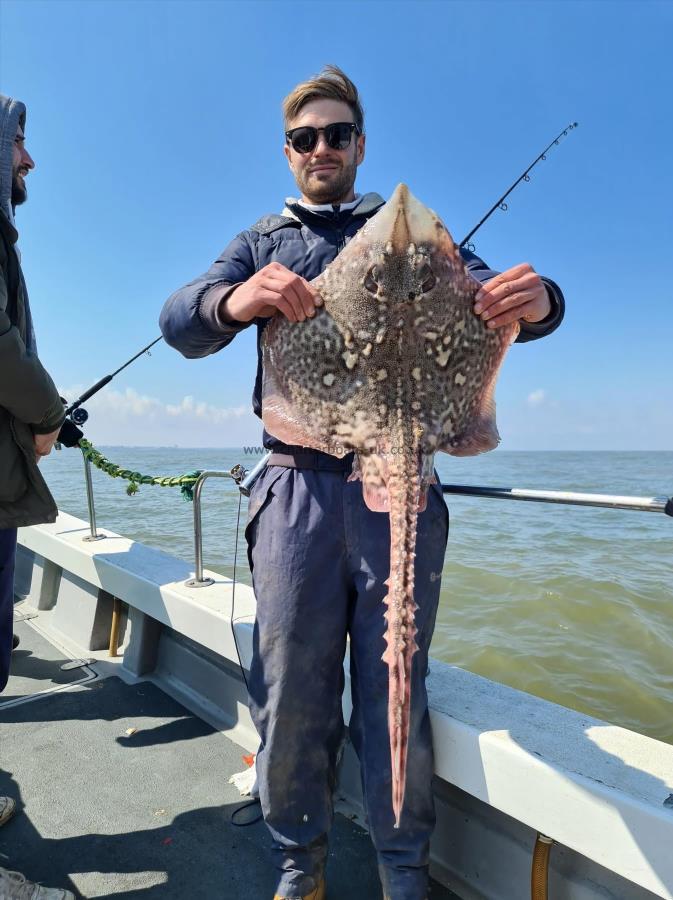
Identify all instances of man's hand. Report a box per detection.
[473,263,551,329]
[33,427,61,463]
[222,262,322,324]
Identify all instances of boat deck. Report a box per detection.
[1,618,458,899]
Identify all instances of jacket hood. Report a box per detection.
[0,94,26,238]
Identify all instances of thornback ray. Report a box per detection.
[261,183,519,828]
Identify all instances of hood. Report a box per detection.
[0,93,36,352]
[0,94,26,239]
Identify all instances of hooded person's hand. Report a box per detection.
[34,427,61,463]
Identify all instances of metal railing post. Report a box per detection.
[185,472,213,587]
[81,451,105,542]
[184,457,271,589]
[185,470,240,588]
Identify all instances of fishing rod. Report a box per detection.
[64,336,163,419]
[59,124,579,446]
[57,336,163,447]
[460,121,578,250]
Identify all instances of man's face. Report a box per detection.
[12,124,35,207]
[284,98,365,205]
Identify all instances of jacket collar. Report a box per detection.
[0,209,18,246]
[250,191,385,236]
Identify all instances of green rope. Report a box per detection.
[78,438,202,501]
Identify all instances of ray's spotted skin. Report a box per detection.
[261,184,518,827]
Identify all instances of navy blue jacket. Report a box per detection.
[160,192,565,451]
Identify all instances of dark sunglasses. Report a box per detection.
[285,122,361,154]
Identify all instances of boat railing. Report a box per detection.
[81,452,105,543]
[78,447,672,588]
[184,469,243,588]
[181,453,275,586]
[439,483,672,513]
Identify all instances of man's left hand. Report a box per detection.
[34,427,61,463]
[473,263,551,329]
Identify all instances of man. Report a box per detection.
[160,66,564,900]
[0,94,74,900]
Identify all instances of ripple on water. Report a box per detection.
[41,448,673,744]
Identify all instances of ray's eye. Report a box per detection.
[364,265,380,295]
[417,259,436,293]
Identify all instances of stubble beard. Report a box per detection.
[11,172,27,207]
[296,156,357,205]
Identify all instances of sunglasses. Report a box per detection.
[285,122,361,154]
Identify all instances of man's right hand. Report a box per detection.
[221,262,322,324]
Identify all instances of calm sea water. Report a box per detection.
[39,447,673,745]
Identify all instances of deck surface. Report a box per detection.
[1,619,457,899]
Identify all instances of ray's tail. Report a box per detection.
[381,450,422,828]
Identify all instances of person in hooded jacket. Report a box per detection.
[0,93,75,900]
[160,67,565,900]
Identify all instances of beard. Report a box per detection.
[295,156,357,205]
[11,172,27,207]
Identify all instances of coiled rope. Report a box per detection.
[78,438,202,500]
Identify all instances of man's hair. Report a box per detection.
[282,65,365,133]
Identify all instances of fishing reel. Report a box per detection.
[70,407,88,426]
[56,399,87,449]
[57,417,84,448]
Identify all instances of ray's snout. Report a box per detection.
[368,183,411,252]
[368,183,451,253]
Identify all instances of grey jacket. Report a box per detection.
[0,95,64,528]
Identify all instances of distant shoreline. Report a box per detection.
[84,446,673,453]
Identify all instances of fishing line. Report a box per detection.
[230,798,263,827]
[230,490,250,695]
[229,490,263,827]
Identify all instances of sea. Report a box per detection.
[39,447,673,746]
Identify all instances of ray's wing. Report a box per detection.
[261,304,377,454]
[404,263,520,459]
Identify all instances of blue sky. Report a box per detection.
[1,0,671,449]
